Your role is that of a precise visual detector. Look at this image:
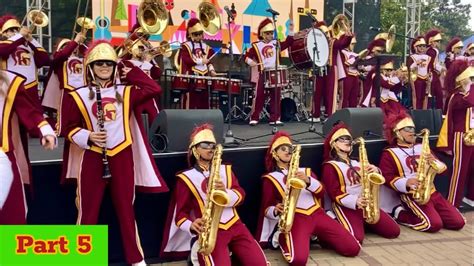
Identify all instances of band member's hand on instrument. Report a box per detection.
[356,196,368,209]
[214,179,226,191]
[273,203,284,216]
[210,70,217,77]
[20,27,30,38]
[365,164,379,174]
[74,32,86,45]
[89,131,107,147]
[201,57,209,65]
[406,178,420,191]
[41,135,56,150]
[295,171,310,184]
[191,218,204,234]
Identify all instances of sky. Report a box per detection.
[460,0,474,30]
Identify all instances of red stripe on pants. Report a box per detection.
[447,132,474,207]
[77,146,143,264]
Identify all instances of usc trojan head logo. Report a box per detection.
[68,59,83,74]
[346,166,361,186]
[262,45,274,59]
[92,97,117,122]
[193,48,204,58]
[406,155,420,174]
[13,48,31,66]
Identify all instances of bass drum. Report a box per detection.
[289,28,329,70]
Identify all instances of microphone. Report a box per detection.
[266,8,280,16]
[369,26,382,32]
[223,6,234,21]
[306,11,318,22]
[364,130,383,138]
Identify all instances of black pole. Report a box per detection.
[224,8,238,146]
[271,12,279,134]
[374,56,381,107]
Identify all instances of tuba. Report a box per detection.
[198,144,230,255]
[375,25,396,53]
[198,0,221,36]
[329,14,350,39]
[354,137,385,224]
[278,145,306,233]
[413,129,447,205]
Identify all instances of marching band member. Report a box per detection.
[309,19,352,122]
[425,29,445,109]
[178,18,216,109]
[407,36,431,109]
[380,111,465,232]
[436,60,474,208]
[464,42,474,65]
[245,18,293,126]
[58,40,168,266]
[43,34,87,184]
[321,123,400,244]
[444,37,464,70]
[360,38,386,107]
[160,124,268,265]
[0,69,56,224]
[256,131,360,265]
[0,15,50,107]
[340,36,360,108]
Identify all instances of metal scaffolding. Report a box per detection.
[404,0,421,59]
[343,0,357,33]
[25,0,52,54]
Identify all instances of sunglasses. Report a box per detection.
[192,31,204,37]
[263,31,274,35]
[337,136,353,143]
[94,61,115,67]
[197,142,217,150]
[278,144,295,153]
[401,126,416,133]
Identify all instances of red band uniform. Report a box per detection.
[178,18,216,109]
[161,125,268,266]
[58,41,168,265]
[340,36,360,108]
[245,18,293,125]
[0,70,56,224]
[311,21,352,120]
[256,132,360,265]
[436,60,474,208]
[425,29,445,109]
[321,124,400,243]
[359,38,385,107]
[407,36,431,109]
[380,112,465,232]
[465,43,474,66]
[445,37,465,70]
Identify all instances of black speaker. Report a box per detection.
[409,109,442,135]
[323,108,384,139]
[148,109,224,152]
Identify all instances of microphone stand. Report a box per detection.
[223,11,241,147]
[270,12,279,134]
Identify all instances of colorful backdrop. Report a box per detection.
[92,0,324,54]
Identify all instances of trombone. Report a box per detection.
[329,14,351,39]
[21,1,48,33]
[143,40,180,58]
[71,0,94,39]
[375,25,396,53]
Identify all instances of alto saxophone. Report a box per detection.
[413,129,447,205]
[198,144,230,255]
[354,137,385,224]
[463,129,474,146]
[278,145,306,233]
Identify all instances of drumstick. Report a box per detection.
[208,48,222,61]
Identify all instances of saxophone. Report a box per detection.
[278,145,306,233]
[463,129,474,146]
[198,144,230,255]
[354,137,385,224]
[413,129,447,205]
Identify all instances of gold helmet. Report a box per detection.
[84,41,118,67]
[0,17,21,33]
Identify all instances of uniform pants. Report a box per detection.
[135,98,159,128]
[398,191,465,232]
[76,146,143,264]
[431,73,444,110]
[341,75,359,108]
[278,209,360,266]
[332,203,400,244]
[412,79,427,109]
[447,132,474,207]
[198,222,267,266]
[250,76,281,122]
[0,152,27,224]
[313,67,337,118]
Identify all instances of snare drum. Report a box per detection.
[264,66,289,88]
[289,28,329,70]
[193,76,208,91]
[212,78,242,95]
[171,75,189,91]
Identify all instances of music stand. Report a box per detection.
[358,54,398,107]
